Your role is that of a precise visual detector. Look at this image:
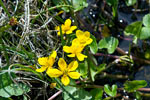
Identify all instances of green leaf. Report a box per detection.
[125,0,137,6]
[124,80,147,92]
[124,21,142,36]
[139,27,150,40]
[90,88,103,100]
[104,84,117,97]
[0,83,30,98]
[98,37,119,54]
[87,54,98,82]
[77,61,88,78]
[63,88,92,100]
[71,0,88,12]
[89,34,98,54]
[97,64,106,73]
[52,0,88,12]
[143,14,150,27]
[106,0,118,6]
[135,91,142,100]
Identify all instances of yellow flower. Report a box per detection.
[75,30,93,46]
[63,39,87,61]
[50,83,57,89]
[47,58,80,86]
[55,19,77,35]
[36,51,57,72]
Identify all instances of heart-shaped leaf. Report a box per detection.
[104,84,117,97]
[98,37,119,54]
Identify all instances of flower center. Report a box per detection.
[63,69,68,75]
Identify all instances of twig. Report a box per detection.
[48,90,62,100]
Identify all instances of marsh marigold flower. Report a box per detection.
[75,30,93,46]
[63,39,87,61]
[36,51,57,72]
[47,58,80,86]
[55,19,77,35]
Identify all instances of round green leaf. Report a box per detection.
[98,37,119,54]
[125,0,137,6]
[143,14,150,27]
[139,27,150,40]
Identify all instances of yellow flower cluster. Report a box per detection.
[36,19,93,86]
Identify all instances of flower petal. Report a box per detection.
[63,46,72,53]
[76,53,87,61]
[38,57,48,66]
[61,75,70,86]
[50,51,57,58]
[76,30,83,38]
[67,54,75,57]
[84,31,90,38]
[85,38,93,45]
[47,57,55,68]
[58,58,67,71]
[66,30,73,34]
[68,61,78,71]
[68,72,80,79]
[70,26,77,31]
[46,68,63,77]
[36,66,47,72]
[64,19,71,27]
[55,26,60,31]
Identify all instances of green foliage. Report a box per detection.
[124,21,142,36]
[104,84,117,97]
[135,91,142,100]
[90,88,103,100]
[140,27,150,39]
[0,83,30,98]
[124,14,150,41]
[98,37,119,54]
[63,86,92,100]
[125,0,137,6]
[89,34,98,54]
[78,61,88,78]
[143,14,150,27]
[52,0,88,12]
[124,80,147,92]
[106,0,118,17]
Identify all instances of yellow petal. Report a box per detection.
[85,38,93,45]
[58,58,67,71]
[57,31,60,35]
[84,31,90,38]
[46,68,63,77]
[68,61,78,71]
[67,54,75,57]
[38,57,48,66]
[68,72,80,79]
[66,30,73,34]
[64,19,71,27]
[50,51,57,58]
[47,57,55,68]
[70,26,77,31]
[63,46,72,53]
[50,83,56,89]
[61,75,70,86]
[36,66,47,72]
[72,38,80,46]
[76,53,87,61]
[55,26,60,31]
[76,30,83,38]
